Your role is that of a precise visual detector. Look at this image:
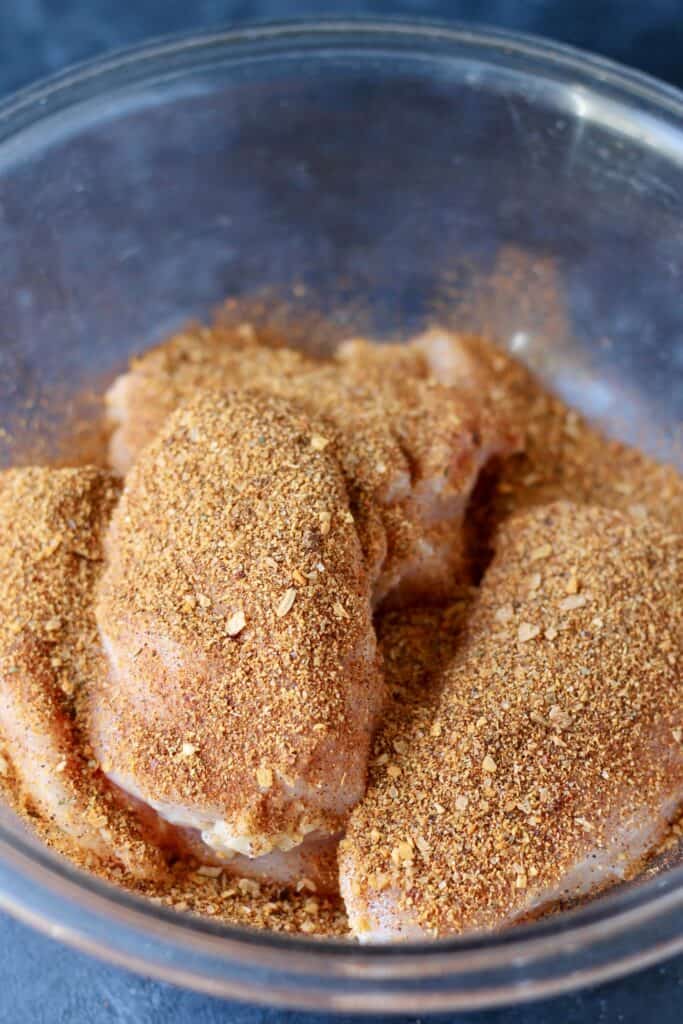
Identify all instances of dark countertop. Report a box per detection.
[0,3,681,1022]
[2,909,683,1024]
[2,0,683,97]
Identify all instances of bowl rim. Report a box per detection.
[0,16,681,1010]
[2,14,683,131]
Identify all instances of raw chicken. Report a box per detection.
[0,467,165,877]
[407,327,506,391]
[339,502,683,941]
[330,335,520,604]
[107,323,520,605]
[107,322,320,475]
[92,390,383,881]
[121,797,341,893]
[167,828,340,894]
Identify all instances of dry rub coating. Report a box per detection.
[93,390,383,868]
[340,502,683,940]
[328,335,519,604]
[107,324,519,605]
[0,467,165,877]
[107,322,318,474]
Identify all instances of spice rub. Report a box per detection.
[93,390,383,880]
[0,306,681,940]
[106,321,520,607]
[0,467,165,876]
[340,502,682,940]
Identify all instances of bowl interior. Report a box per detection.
[1,28,681,466]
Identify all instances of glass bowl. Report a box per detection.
[0,19,681,1013]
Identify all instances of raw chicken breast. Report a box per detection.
[176,829,341,894]
[107,324,519,606]
[0,467,165,877]
[340,502,682,940]
[107,322,320,475]
[92,390,383,873]
[331,336,520,604]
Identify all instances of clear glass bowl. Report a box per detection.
[0,19,681,1013]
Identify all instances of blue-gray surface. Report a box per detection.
[1,2,682,1022]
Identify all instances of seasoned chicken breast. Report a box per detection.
[92,390,383,871]
[107,322,319,475]
[107,324,519,606]
[0,467,165,877]
[340,502,683,940]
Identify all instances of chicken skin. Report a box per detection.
[92,390,383,876]
[107,324,519,606]
[0,467,165,877]
[340,502,682,941]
